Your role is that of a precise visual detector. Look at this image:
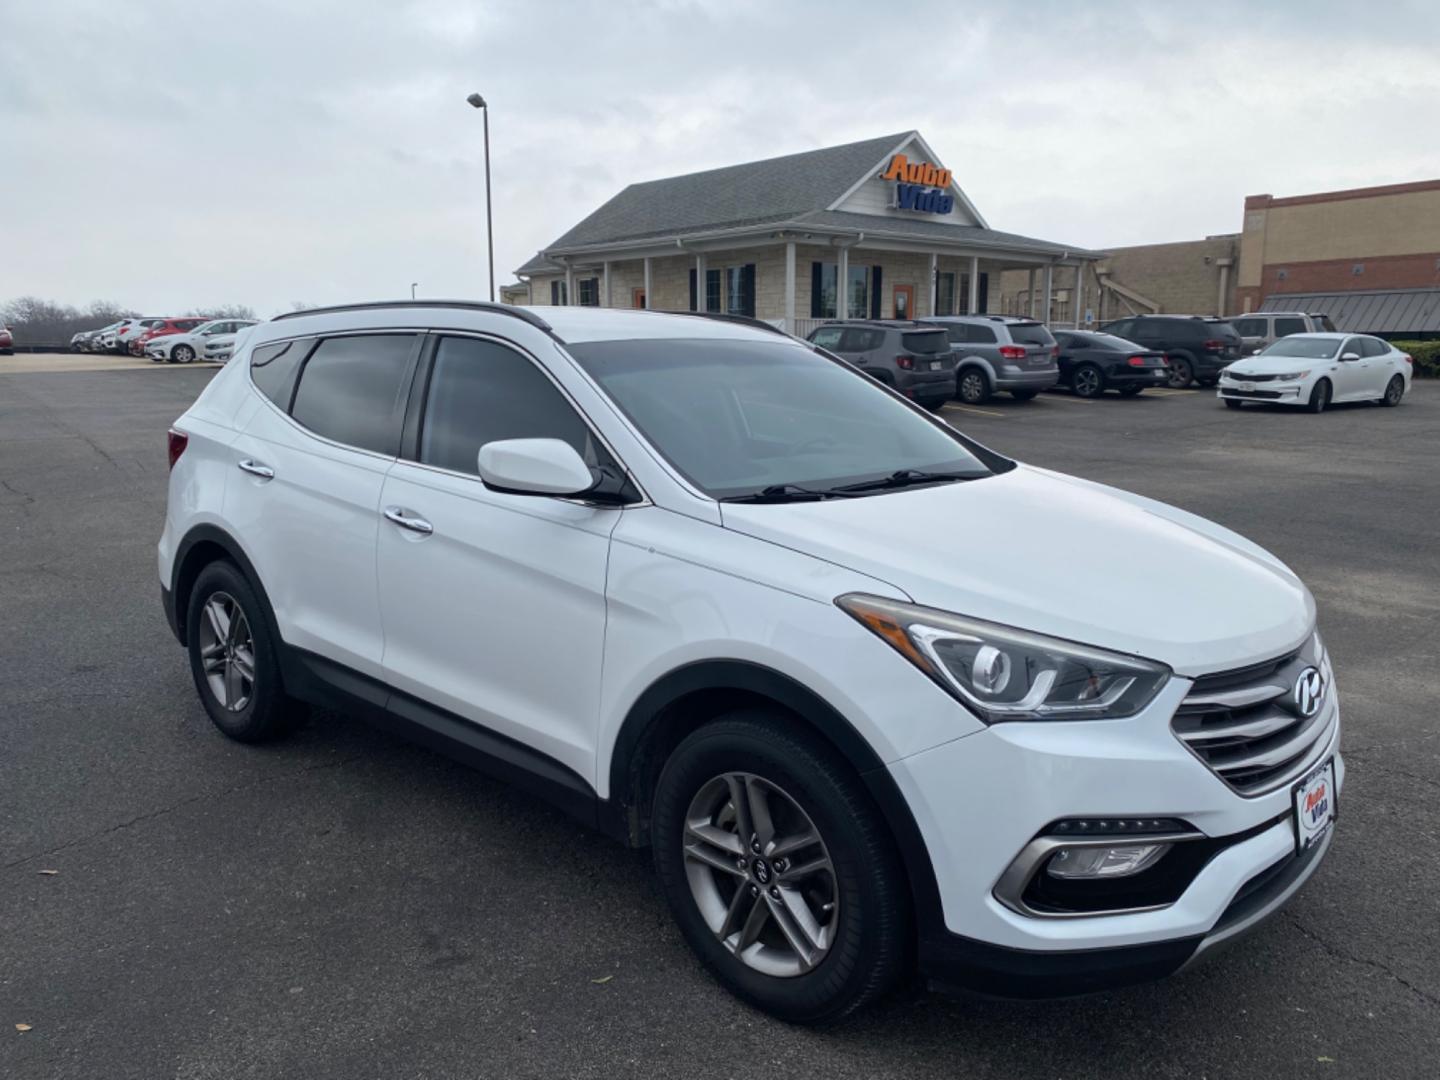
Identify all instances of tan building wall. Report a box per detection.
[999,236,1239,322]
[1236,179,1440,312]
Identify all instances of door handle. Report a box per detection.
[237,459,274,479]
[383,506,434,535]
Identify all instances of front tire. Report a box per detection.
[1224,398,1243,409]
[1305,379,1331,413]
[173,344,195,364]
[651,714,909,1024]
[1380,374,1404,407]
[1072,364,1105,398]
[186,561,306,743]
[956,367,991,405]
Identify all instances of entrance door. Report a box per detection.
[632,287,646,310]
[893,284,914,319]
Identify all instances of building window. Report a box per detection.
[811,263,872,318]
[936,272,955,316]
[847,266,868,320]
[550,280,568,305]
[704,269,722,313]
[725,267,746,316]
[577,278,600,307]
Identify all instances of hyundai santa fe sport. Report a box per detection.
[159,302,1341,1023]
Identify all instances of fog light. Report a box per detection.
[1046,843,1169,879]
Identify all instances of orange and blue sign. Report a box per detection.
[881,153,954,215]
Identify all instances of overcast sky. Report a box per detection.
[4,0,1438,316]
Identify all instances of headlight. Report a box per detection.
[837,594,1171,723]
[1275,370,1310,380]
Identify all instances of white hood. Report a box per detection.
[1226,354,1331,376]
[720,465,1313,676]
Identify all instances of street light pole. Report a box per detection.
[466,92,495,302]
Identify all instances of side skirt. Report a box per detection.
[278,646,603,832]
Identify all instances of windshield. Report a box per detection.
[1260,337,1341,359]
[566,338,1005,499]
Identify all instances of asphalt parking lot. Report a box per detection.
[3,361,1437,1079]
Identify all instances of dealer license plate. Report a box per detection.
[930,360,942,371]
[1293,758,1335,852]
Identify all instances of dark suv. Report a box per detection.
[1098,315,1243,388]
[806,321,957,408]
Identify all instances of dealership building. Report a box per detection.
[513,132,1100,336]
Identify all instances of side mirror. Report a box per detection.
[1340,352,1360,362]
[1251,348,1263,355]
[478,438,596,497]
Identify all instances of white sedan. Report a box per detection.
[1218,332,1413,412]
[146,319,259,364]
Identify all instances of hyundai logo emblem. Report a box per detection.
[1294,667,1325,719]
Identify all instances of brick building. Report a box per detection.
[510,132,1101,337]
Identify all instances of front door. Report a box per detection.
[376,334,621,783]
[632,288,647,310]
[1330,336,1371,400]
[893,285,914,319]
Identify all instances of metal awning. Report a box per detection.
[1259,289,1440,334]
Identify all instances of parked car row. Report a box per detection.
[1,323,13,355]
[69,316,257,362]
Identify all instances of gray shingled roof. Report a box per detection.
[515,131,1098,275]
[1260,289,1440,334]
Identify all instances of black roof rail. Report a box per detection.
[272,299,554,334]
[657,310,794,338]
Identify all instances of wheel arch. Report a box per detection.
[603,658,945,937]
[169,524,277,648]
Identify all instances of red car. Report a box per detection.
[0,324,13,355]
[129,317,211,356]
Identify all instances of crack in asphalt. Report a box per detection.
[0,476,37,503]
[1283,910,1440,1008]
[1,754,363,874]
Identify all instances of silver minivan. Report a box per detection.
[919,315,1059,404]
[1230,311,1336,355]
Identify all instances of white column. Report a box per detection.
[642,257,652,309]
[1027,268,1036,317]
[837,245,850,320]
[1073,264,1085,328]
[602,261,611,308]
[784,241,796,330]
[1216,259,1232,317]
[694,253,706,311]
[1043,264,1054,324]
[967,255,980,315]
[565,265,576,306]
[928,253,939,316]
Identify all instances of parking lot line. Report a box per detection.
[944,404,1006,418]
[1148,388,1200,396]
[1039,394,1094,404]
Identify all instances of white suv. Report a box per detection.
[159,302,1341,1022]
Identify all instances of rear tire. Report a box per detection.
[1380,374,1404,407]
[1165,355,1194,389]
[956,368,991,405]
[1305,379,1331,414]
[651,713,909,1024]
[185,561,306,743]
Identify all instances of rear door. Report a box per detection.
[376,333,621,783]
[1005,321,1057,371]
[226,332,420,678]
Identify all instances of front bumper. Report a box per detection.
[994,367,1059,391]
[1218,380,1308,405]
[889,678,1342,996]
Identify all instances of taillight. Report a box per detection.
[1051,345,1059,359]
[1202,339,1225,352]
[167,429,189,470]
[998,345,1027,360]
[895,354,914,370]
[1402,353,1413,365]
[1127,355,1148,367]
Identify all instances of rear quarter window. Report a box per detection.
[1273,317,1308,337]
[249,338,312,410]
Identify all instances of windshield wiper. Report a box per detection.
[720,483,857,504]
[830,469,981,494]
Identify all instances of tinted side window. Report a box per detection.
[1274,317,1307,337]
[1362,337,1388,357]
[290,335,417,456]
[810,327,844,349]
[250,338,311,410]
[419,336,608,476]
[1105,320,1134,337]
[1232,318,1265,337]
[967,324,997,344]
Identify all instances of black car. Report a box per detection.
[1097,315,1243,388]
[1053,330,1170,397]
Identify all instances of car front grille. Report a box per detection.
[1233,372,1283,382]
[1226,389,1283,399]
[1172,635,1335,796]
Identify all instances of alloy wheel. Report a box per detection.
[174,345,194,363]
[1166,359,1192,389]
[197,591,255,712]
[682,772,839,977]
[1074,366,1102,397]
[1385,376,1403,405]
[958,371,986,404]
